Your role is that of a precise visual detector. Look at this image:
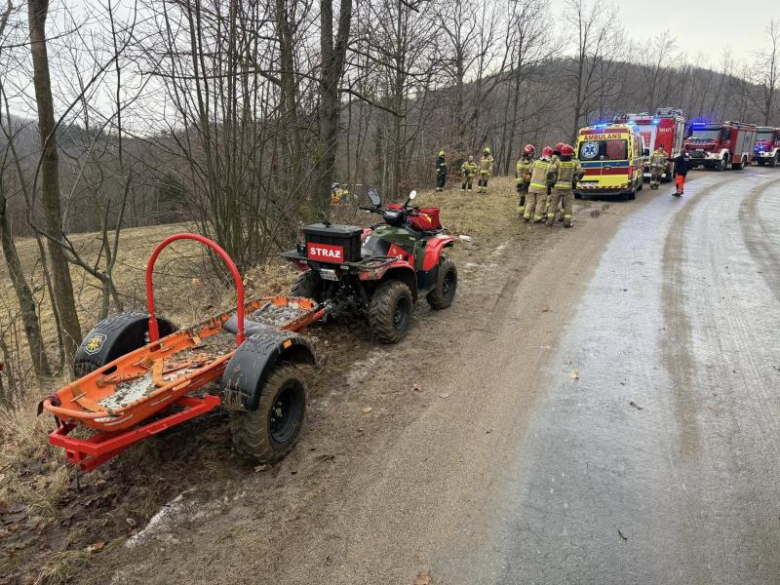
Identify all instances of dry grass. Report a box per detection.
[0,177,526,583]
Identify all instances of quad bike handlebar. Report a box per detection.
[146,233,246,346]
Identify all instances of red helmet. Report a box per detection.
[542,146,554,158]
[554,142,565,152]
[523,144,535,155]
[561,144,575,156]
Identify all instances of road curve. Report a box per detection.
[98,169,780,585]
[444,167,780,585]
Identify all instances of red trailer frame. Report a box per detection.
[41,234,323,471]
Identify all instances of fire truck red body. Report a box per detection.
[621,108,686,182]
[753,126,780,167]
[685,121,757,171]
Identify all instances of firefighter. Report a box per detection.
[435,150,448,192]
[477,147,494,193]
[552,142,565,163]
[649,147,667,190]
[516,144,535,214]
[525,146,557,223]
[547,144,582,228]
[545,142,566,215]
[670,151,692,197]
[461,155,477,192]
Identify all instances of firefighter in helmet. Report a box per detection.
[552,142,565,163]
[477,147,494,193]
[461,155,478,192]
[435,150,448,192]
[547,144,582,228]
[545,142,566,215]
[516,144,535,215]
[525,146,557,223]
[649,147,667,190]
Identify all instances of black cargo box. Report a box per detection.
[303,223,363,263]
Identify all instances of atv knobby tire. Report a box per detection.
[427,257,457,310]
[369,280,413,343]
[290,271,321,301]
[230,362,309,463]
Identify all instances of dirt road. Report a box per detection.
[93,169,780,585]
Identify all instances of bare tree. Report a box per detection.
[315,0,353,219]
[27,0,82,361]
[562,0,617,142]
[753,19,779,125]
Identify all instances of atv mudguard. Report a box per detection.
[358,259,418,300]
[220,326,316,412]
[422,235,455,270]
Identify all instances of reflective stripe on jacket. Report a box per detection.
[554,159,582,190]
[516,157,534,182]
[650,151,667,168]
[529,159,555,193]
[461,162,477,176]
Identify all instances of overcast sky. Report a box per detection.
[550,1,779,66]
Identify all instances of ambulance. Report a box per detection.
[574,123,645,200]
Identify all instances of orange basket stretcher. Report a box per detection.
[39,234,325,472]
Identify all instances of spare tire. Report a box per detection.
[73,312,177,378]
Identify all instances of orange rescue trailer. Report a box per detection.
[39,234,323,472]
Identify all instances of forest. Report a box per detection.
[0,0,778,399]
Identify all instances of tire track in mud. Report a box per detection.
[740,176,780,304]
[660,174,743,461]
[703,172,780,580]
[665,169,780,582]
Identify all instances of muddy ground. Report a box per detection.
[0,177,564,584]
[8,168,774,585]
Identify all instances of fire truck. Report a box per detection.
[620,108,686,182]
[753,127,780,167]
[684,121,757,171]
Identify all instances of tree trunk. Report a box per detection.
[0,197,51,378]
[28,0,81,362]
[315,0,352,220]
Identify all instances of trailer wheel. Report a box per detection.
[369,279,413,343]
[426,257,458,310]
[73,312,177,377]
[230,362,309,463]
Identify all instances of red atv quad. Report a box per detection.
[284,189,457,343]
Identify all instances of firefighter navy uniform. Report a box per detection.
[436,151,447,191]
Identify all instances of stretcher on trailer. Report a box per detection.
[39,234,323,472]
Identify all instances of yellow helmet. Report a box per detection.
[483,147,491,155]
[438,150,445,157]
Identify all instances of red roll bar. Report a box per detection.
[145,233,245,345]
